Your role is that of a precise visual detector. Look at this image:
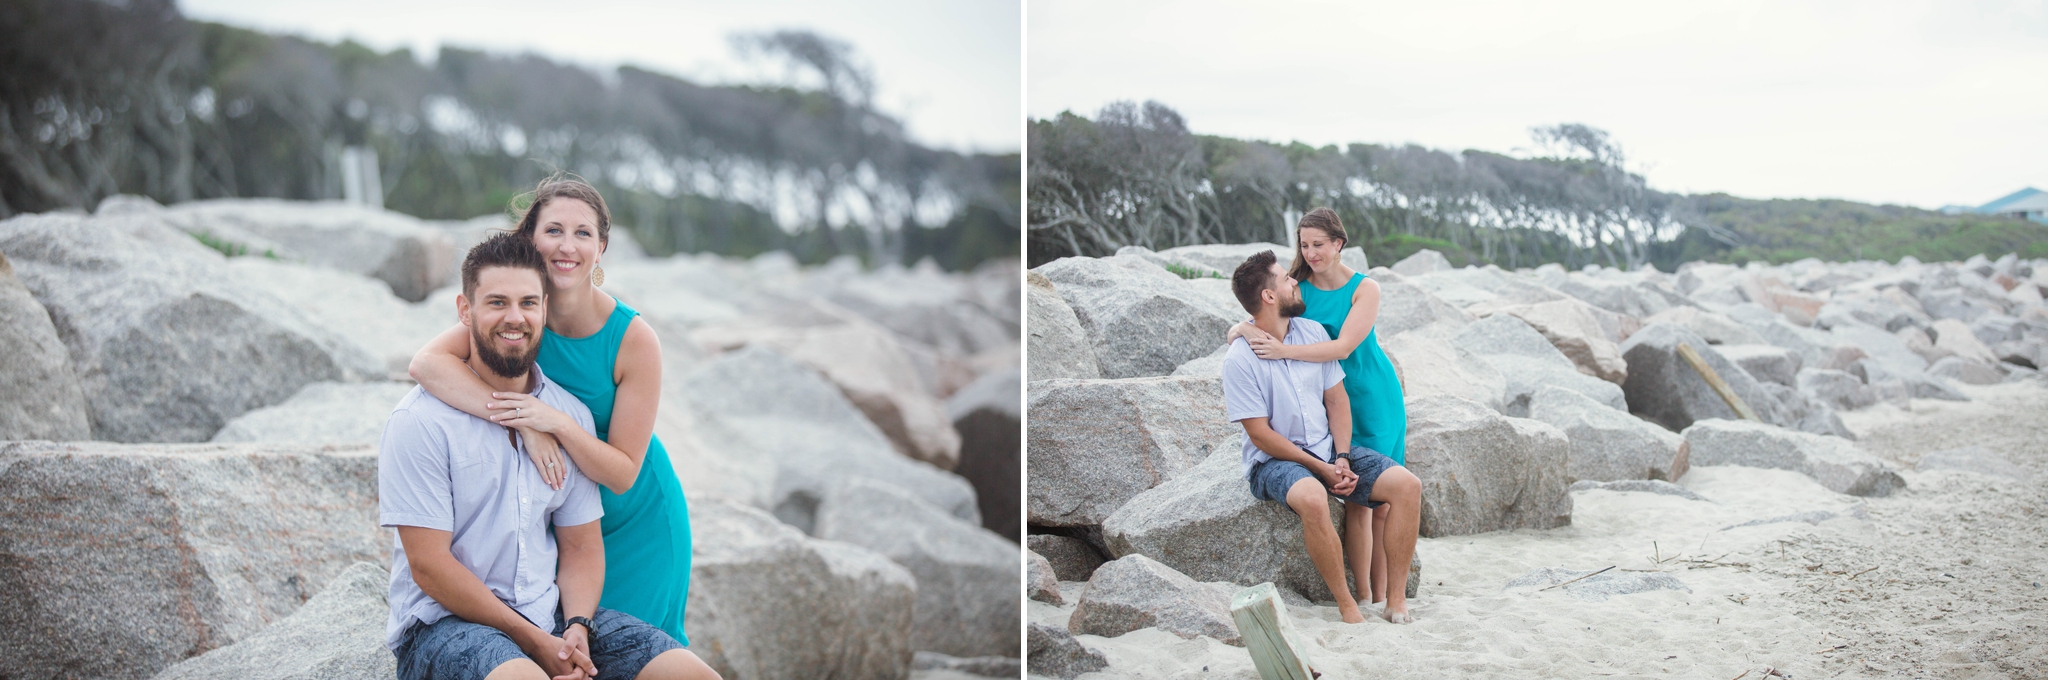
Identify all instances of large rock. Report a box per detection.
[209,381,415,445]
[1391,249,1453,276]
[676,345,979,527]
[1027,624,1109,679]
[1028,551,1064,605]
[1027,376,1234,527]
[226,257,449,376]
[1410,266,1566,311]
[1717,344,1801,387]
[1537,269,1687,318]
[0,252,89,440]
[1618,323,1791,433]
[1037,256,1242,378]
[1026,272,1101,381]
[1682,419,1906,496]
[1101,439,1339,603]
[1527,386,1689,483]
[1491,299,1630,383]
[1027,534,1107,583]
[161,198,457,302]
[1156,242,1292,274]
[1068,555,1241,646]
[822,261,1017,358]
[1403,395,1573,537]
[1451,313,1626,416]
[0,211,382,443]
[1797,368,1878,411]
[772,321,962,470]
[1644,306,1768,346]
[1371,273,1475,338]
[815,480,1017,659]
[686,498,917,680]
[0,441,384,680]
[1380,330,1507,412]
[1927,356,2005,385]
[949,368,1021,541]
[1929,318,2000,365]
[152,562,395,680]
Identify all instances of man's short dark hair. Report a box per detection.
[461,232,553,299]
[1232,250,1279,314]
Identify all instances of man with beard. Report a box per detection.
[1222,250,1422,624]
[379,233,708,680]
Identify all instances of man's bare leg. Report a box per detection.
[1342,500,1374,606]
[484,658,547,680]
[1286,477,1363,623]
[1369,504,1391,603]
[1368,467,1422,623]
[635,648,723,680]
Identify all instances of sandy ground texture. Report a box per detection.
[1031,380,2048,680]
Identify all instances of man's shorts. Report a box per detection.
[1249,450,1401,509]
[394,606,682,680]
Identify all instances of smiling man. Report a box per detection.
[378,232,712,680]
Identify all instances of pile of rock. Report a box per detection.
[1025,245,2045,654]
[0,196,1021,679]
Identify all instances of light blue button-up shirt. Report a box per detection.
[1223,317,1347,480]
[378,365,603,650]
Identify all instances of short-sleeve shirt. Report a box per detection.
[1222,317,1347,479]
[379,365,603,650]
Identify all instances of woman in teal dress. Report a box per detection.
[1228,206,1408,606]
[409,177,704,664]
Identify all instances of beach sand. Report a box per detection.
[1032,380,2048,679]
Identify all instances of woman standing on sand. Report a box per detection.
[408,176,697,647]
[1227,206,1409,607]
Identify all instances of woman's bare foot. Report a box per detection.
[1380,608,1413,624]
[1337,601,1366,624]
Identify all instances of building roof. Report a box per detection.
[1977,187,2044,213]
[1992,192,2048,214]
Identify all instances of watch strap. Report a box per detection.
[565,616,597,641]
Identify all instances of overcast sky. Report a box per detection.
[181,0,1021,154]
[1029,0,2048,209]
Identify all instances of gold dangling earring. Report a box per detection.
[592,263,605,287]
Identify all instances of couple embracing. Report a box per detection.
[379,177,717,680]
[1222,208,1422,625]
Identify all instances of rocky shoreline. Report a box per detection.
[0,196,1022,680]
[1025,242,2047,677]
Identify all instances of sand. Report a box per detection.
[1032,379,2048,679]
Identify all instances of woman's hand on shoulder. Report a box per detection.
[1247,331,1290,360]
[488,393,576,435]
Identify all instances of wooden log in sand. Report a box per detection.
[1230,583,1316,680]
[1677,342,1760,421]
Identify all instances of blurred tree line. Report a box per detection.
[1028,101,2046,270]
[0,0,1018,270]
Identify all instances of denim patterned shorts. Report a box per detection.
[394,606,682,680]
[1248,450,1399,509]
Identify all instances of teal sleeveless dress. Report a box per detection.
[537,299,693,645]
[1298,271,1408,466]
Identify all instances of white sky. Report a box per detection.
[1029,0,2048,209]
[180,0,1022,154]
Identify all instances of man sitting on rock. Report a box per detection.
[379,233,717,680]
[1223,250,1423,624]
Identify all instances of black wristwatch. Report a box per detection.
[1332,451,1351,466]
[565,616,597,642]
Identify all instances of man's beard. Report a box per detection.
[1278,295,1306,319]
[472,321,541,380]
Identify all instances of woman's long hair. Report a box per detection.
[508,173,612,247]
[1288,207,1348,282]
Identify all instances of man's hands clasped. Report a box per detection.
[1316,454,1359,496]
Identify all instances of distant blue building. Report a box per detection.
[1966,187,2048,224]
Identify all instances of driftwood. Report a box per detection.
[1230,583,1315,680]
[1538,565,1616,592]
[1677,342,1760,421]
